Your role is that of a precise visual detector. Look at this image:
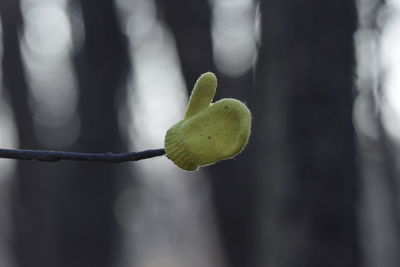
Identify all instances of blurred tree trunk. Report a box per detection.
[70,0,130,266]
[254,1,360,267]
[0,1,33,146]
[0,1,55,266]
[155,0,215,87]
[157,1,257,267]
[1,0,130,266]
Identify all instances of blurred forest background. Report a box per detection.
[0,0,399,266]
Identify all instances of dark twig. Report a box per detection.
[0,148,166,163]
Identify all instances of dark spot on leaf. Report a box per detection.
[208,136,211,139]
[224,106,228,109]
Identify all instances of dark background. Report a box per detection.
[0,0,397,266]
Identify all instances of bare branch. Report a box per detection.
[0,148,166,163]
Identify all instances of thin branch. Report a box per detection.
[0,148,166,163]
